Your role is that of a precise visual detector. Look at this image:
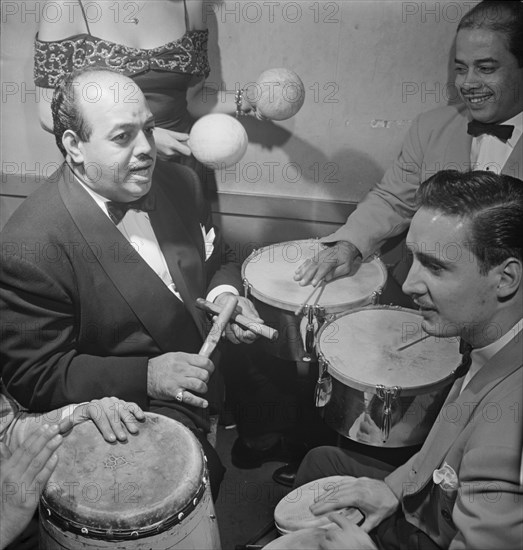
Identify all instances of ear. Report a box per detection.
[495,257,522,299]
[62,130,84,164]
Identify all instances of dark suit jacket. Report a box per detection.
[385,335,523,549]
[0,161,242,422]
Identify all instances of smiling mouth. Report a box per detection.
[461,93,494,105]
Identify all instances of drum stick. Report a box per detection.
[199,295,238,358]
[396,333,431,351]
[295,281,325,317]
[195,298,278,341]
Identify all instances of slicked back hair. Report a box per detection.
[417,170,523,274]
[457,1,523,67]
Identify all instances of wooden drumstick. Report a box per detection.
[199,295,238,358]
[195,298,278,341]
[396,333,431,351]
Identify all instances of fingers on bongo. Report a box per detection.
[181,391,208,409]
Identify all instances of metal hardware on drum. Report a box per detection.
[314,306,462,448]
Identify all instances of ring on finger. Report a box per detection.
[175,390,184,403]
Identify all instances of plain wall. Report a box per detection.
[1,0,475,256]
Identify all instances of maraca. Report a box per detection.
[188,114,248,169]
[247,68,305,121]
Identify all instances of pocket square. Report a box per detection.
[201,225,215,260]
[433,462,458,491]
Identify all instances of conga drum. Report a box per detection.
[315,306,462,447]
[273,476,363,535]
[242,240,387,361]
[39,413,221,549]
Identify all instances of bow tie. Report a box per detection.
[467,120,514,141]
[454,339,473,379]
[106,193,156,225]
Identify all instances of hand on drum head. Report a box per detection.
[59,397,146,443]
[214,293,263,344]
[147,352,215,408]
[310,477,399,533]
[293,241,362,287]
[319,514,377,550]
[0,425,62,549]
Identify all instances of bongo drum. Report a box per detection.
[242,240,387,361]
[39,413,220,549]
[263,528,326,549]
[274,476,364,535]
[315,306,462,447]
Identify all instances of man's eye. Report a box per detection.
[454,65,467,74]
[113,133,127,142]
[478,66,495,74]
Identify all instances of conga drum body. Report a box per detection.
[39,413,220,549]
[242,240,387,361]
[316,307,462,447]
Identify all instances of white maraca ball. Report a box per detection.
[249,68,305,121]
[188,114,248,169]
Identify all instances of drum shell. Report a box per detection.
[320,376,452,447]
[316,306,461,448]
[38,413,221,549]
[39,485,220,549]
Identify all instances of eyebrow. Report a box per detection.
[414,250,450,270]
[454,57,499,64]
[108,117,155,133]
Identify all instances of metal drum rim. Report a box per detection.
[241,239,387,313]
[316,304,459,396]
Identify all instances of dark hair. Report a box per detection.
[417,170,523,274]
[457,1,523,67]
[51,67,120,157]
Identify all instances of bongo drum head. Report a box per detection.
[263,527,326,549]
[318,307,461,394]
[242,240,386,313]
[274,476,362,534]
[42,413,205,537]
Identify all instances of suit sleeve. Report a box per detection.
[0,253,149,412]
[321,112,429,259]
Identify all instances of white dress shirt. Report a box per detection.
[460,318,523,394]
[75,176,237,303]
[470,112,523,173]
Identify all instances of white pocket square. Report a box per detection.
[201,225,215,260]
[433,462,458,491]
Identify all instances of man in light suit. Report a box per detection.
[294,0,523,290]
[0,67,260,497]
[295,170,523,550]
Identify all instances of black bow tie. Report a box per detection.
[467,120,514,141]
[454,339,473,379]
[106,193,156,225]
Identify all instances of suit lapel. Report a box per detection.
[443,108,472,169]
[411,336,523,491]
[57,164,196,350]
[502,135,522,178]
[149,183,207,338]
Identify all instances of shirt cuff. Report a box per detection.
[206,285,239,304]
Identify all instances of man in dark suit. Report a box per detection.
[294,0,523,289]
[295,170,523,550]
[0,67,260,496]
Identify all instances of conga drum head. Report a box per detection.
[317,307,461,394]
[274,476,363,534]
[242,240,387,314]
[41,413,206,540]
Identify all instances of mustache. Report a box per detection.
[129,155,154,170]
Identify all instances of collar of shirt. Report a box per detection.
[461,318,523,392]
